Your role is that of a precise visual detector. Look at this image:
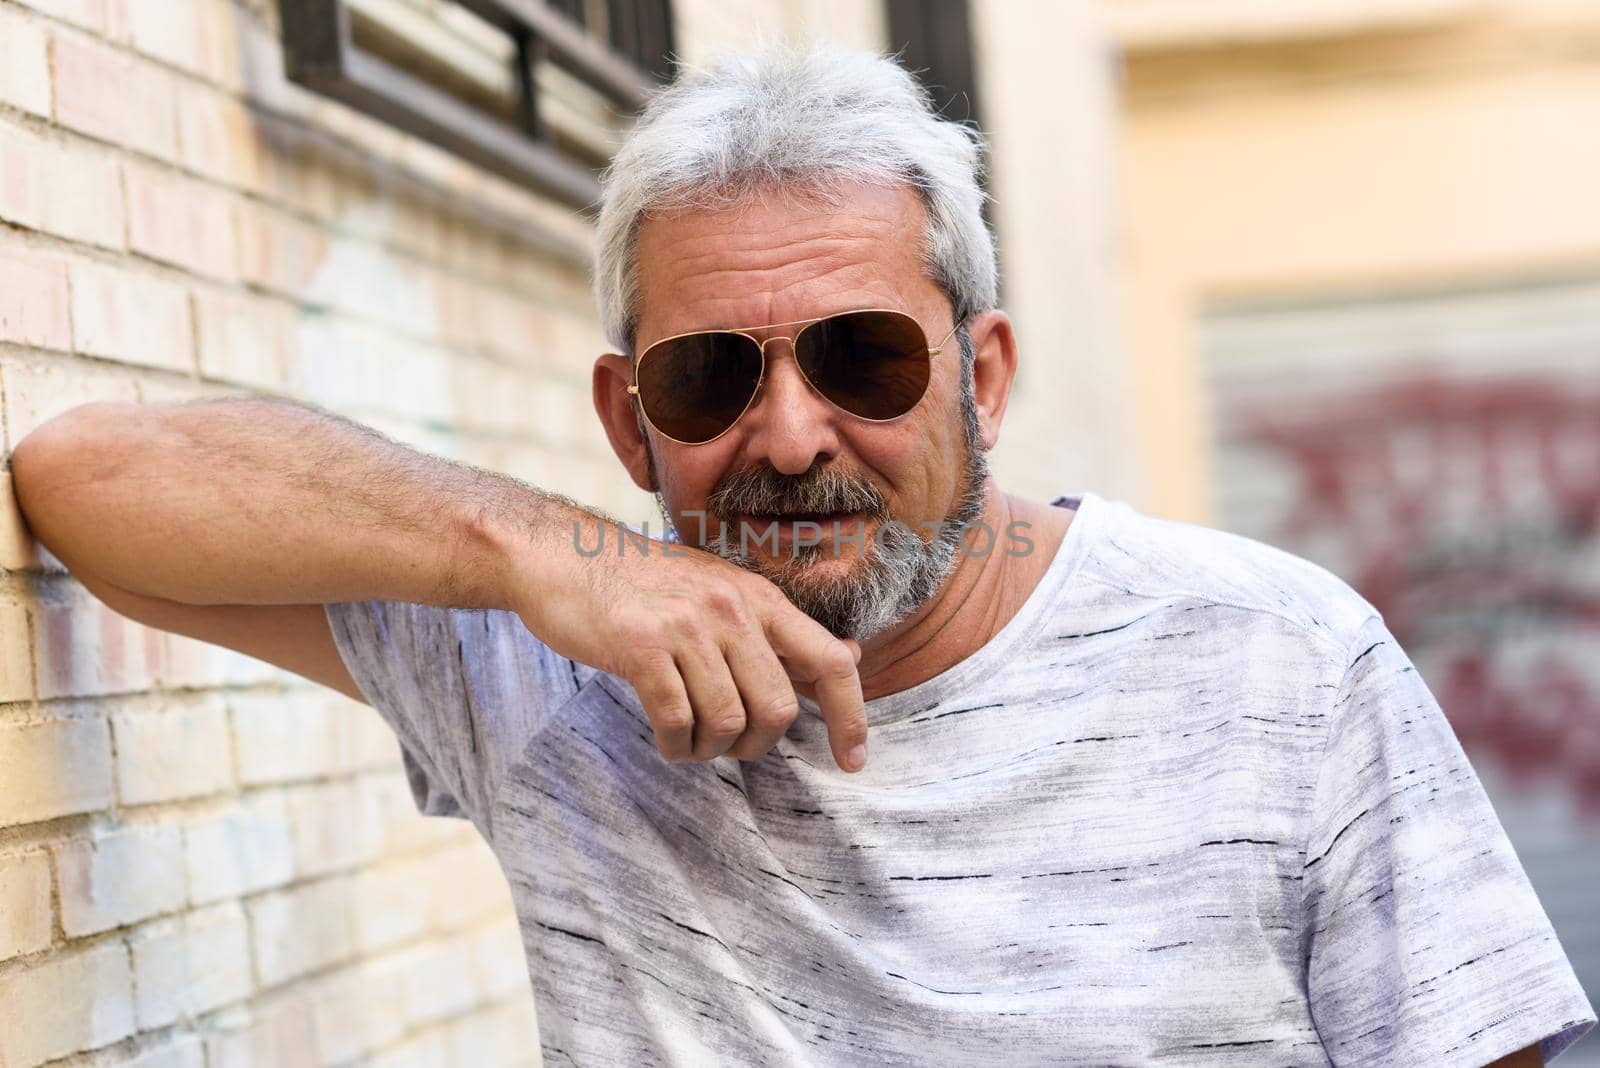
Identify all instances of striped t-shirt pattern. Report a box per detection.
[324,490,1596,1065]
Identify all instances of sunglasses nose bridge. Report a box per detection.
[752,331,797,361]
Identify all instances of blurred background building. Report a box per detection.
[0,0,1593,1064]
[1109,3,1600,1056]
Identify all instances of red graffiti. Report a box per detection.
[1234,374,1600,810]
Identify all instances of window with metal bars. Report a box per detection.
[281,0,674,209]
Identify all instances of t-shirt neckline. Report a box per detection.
[796,490,1105,728]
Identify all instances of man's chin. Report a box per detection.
[745,545,867,590]
[733,553,872,637]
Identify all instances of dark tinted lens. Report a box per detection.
[794,310,931,421]
[636,332,763,444]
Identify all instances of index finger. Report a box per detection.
[764,608,868,772]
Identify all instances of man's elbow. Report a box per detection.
[9,401,136,570]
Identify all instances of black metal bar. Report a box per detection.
[341,42,599,206]
[280,0,352,85]
[512,27,543,139]
[456,0,656,106]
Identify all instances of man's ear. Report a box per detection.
[964,310,1019,452]
[593,353,658,492]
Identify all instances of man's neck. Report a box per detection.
[852,486,1074,701]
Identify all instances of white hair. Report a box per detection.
[592,39,999,352]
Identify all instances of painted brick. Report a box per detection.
[248,876,353,986]
[231,690,331,785]
[472,288,546,363]
[366,1027,449,1068]
[0,471,51,572]
[162,630,284,690]
[424,843,512,930]
[315,230,434,331]
[0,718,112,827]
[0,942,135,1068]
[0,8,52,118]
[0,851,52,962]
[399,937,479,1025]
[177,86,266,193]
[112,696,233,805]
[54,824,185,936]
[13,0,106,34]
[453,998,540,1067]
[351,703,403,769]
[432,272,481,350]
[0,121,127,250]
[470,915,529,1000]
[0,602,34,702]
[293,317,386,411]
[193,288,292,390]
[68,258,195,372]
[0,358,141,444]
[124,161,238,281]
[184,792,295,904]
[383,341,456,424]
[347,859,432,954]
[234,14,301,117]
[255,118,341,223]
[123,0,238,86]
[52,29,177,160]
[129,902,253,1028]
[372,770,467,855]
[305,957,408,1065]
[235,202,329,297]
[159,631,227,690]
[119,1034,206,1068]
[454,357,531,437]
[203,992,319,1068]
[34,592,165,698]
[0,248,71,351]
[233,689,381,784]
[288,780,386,878]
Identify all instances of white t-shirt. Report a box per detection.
[324,491,1595,1065]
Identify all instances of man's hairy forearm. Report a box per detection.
[10,396,601,610]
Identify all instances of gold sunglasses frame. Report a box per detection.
[624,307,963,446]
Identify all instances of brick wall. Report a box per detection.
[0,0,659,1063]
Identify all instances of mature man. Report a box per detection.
[13,42,1594,1067]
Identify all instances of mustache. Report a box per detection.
[704,464,889,520]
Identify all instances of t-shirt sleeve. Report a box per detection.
[323,599,591,833]
[1302,613,1596,1065]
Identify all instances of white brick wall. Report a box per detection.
[111,695,236,804]
[248,876,355,987]
[54,824,187,935]
[0,716,114,824]
[183,792,296,904]
[0,942,136,1067]
[0,851,52,962]
[129,902,254,1028]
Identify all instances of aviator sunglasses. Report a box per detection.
[625,308,963,445]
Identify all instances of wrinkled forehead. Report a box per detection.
[631,180,938,349]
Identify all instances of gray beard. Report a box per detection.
[702,463,986,641]
[651,332,989,641]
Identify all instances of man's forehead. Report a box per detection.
[632,180,935,340]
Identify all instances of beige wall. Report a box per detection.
[1113,0,1600,520]
[973,0,1142,506]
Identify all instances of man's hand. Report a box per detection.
[510,521,869,772]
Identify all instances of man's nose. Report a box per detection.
[739,341,841,476]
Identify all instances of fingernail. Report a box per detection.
[846,743,867,771]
